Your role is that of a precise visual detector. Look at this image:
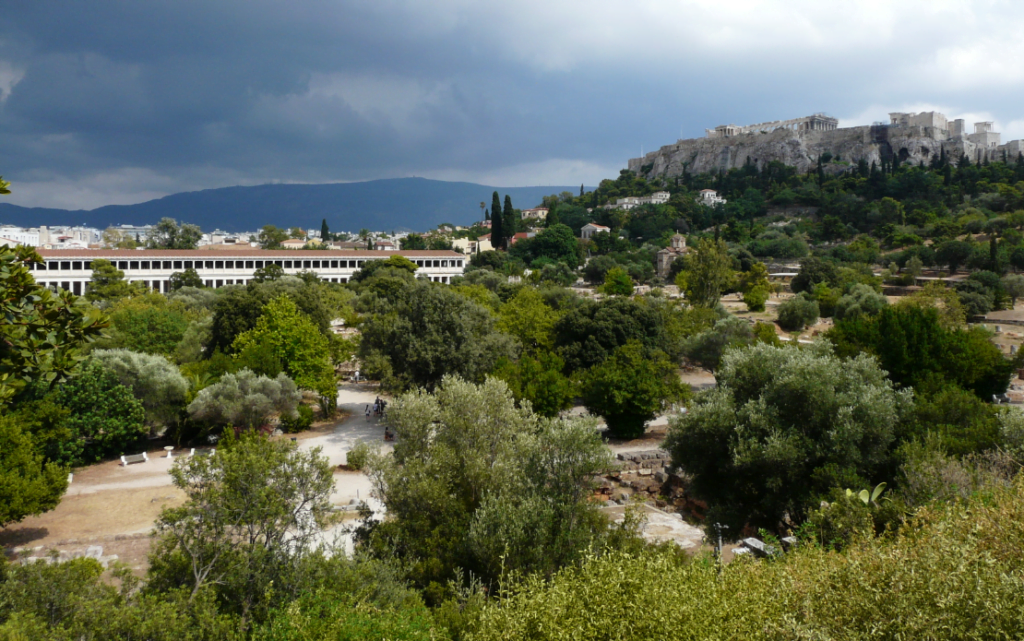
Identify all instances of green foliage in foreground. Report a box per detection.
[470,476,1024,640]
[0,414,68,527]
[0,246,107,404]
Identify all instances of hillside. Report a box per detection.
[0,178,582,233]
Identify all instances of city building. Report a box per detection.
[31,249,467,295]
[697,189,727,206]
[581,223,611,239]
[522,207,549,221]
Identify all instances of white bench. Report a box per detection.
[120,452,149,466]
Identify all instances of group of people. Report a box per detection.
[365,397,394,441]
[364,397,387,418]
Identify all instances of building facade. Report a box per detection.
[30,249,467,295]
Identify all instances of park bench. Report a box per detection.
[120,452,149,466]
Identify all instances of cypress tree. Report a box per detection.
[321,218,330,242]
[580,184,585,197]
[546,207,561,228]
[491,191,504,250]
[484,208,490,221]
[503,195,516,245]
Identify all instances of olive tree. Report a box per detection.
[149,431,334,627]
[666,342,911,530]
[186,369,300,430]
[91,349,189,432]
[365,376,612,592]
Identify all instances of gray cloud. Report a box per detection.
[3,1,1024,208]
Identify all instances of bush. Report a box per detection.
[90,349,189,432]
[776,294,819,331]
[280,404,314,433]
[667,342,910,530]
[470,477,1024,641]
[187,369,301,430]
[346,440,372,470]
[743,285,769,312]
[835,283,888,320]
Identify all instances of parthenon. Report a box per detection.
[705,113,839,138]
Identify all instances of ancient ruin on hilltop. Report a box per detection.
[629,110,1023,179]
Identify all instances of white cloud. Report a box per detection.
[0,61,25,103]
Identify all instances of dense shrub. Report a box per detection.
[667,342,910,530]
[776,294,819,331]
[470,477,1024,640]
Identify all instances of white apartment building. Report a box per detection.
[31,249,467,296]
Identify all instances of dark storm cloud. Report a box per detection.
[2,1,1024,207]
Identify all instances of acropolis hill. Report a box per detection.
[627,111,1024,179]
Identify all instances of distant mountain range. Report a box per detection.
[0,178,585,233]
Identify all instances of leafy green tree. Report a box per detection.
[400,233,427,250]
[504,195,517,240]
[147,217,202,250]
[168,268,203,290]
[681,238,732,307]
[149,431,333,628]
[53,362,147,463]
[496,288,560,352]
[935,240,974,274]
[365,376,612,593]
[534,262,578,287]
[508,224,581,266]
[491,192,504,250]
[360,282,517,391]
[683,316,757,371]
[580,341,686,439]
[553,297,666,373]
[232,296,336,407]
[492,352,576,417]
[0,175,9,194]
[351,255,419,282]
[777,293,820,331]
[600,266,634,296]
[258,225,289,249]
[252,262,284,283]
[289,227,306,239]
[0,246,108,404]
[828,305,1014,401]
[666,342,910,529]
[91,349,189,431]
[100,294,190,355]
[743,286,769,312]
[186,369,300,430]
[0,415,68,527]
[835,283,888,320]
[1002,273,1024,306]
[85,259,145,303]
[790,257,839,294]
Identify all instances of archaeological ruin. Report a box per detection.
[629,110,1024,180]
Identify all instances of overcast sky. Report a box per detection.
[3,1,1024,209]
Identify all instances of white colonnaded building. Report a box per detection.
[29,249,467,296]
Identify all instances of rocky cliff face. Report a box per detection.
[627,125,975,179]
